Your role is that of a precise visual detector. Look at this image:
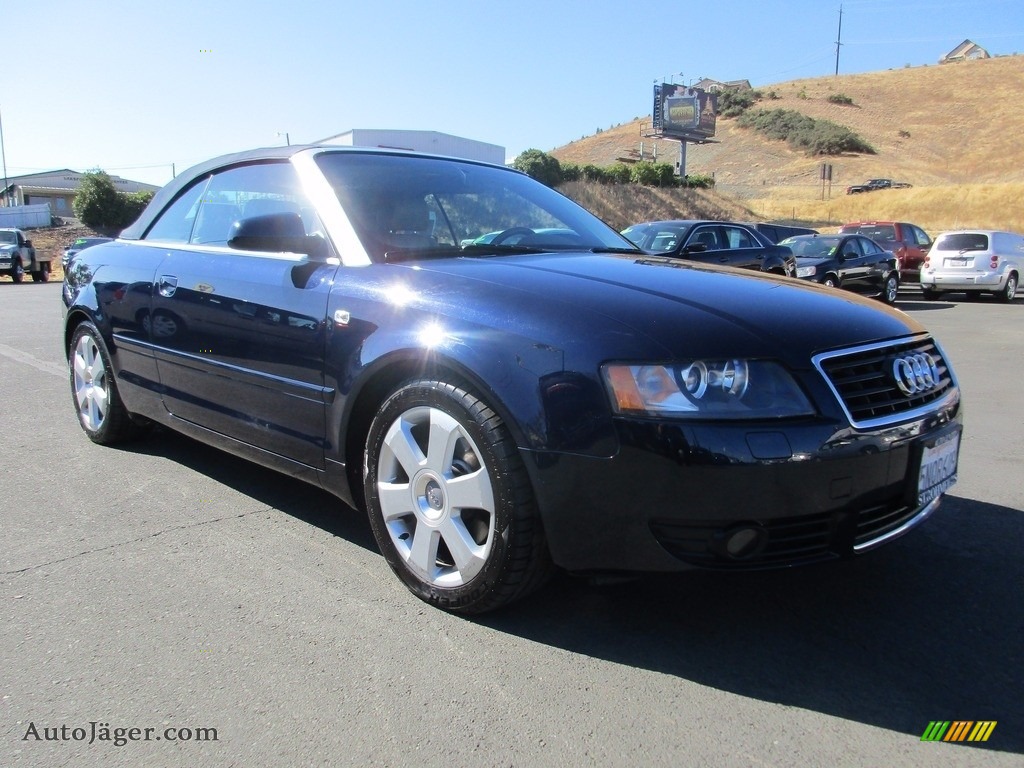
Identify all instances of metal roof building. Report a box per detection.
[316,129,505,165]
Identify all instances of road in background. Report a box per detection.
[2,282,1021,767]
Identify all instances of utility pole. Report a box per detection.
[0,106,9,207]
[834,4,844,76]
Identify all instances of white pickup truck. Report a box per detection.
[0,228,53,283]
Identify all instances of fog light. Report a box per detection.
[712,524,767,560]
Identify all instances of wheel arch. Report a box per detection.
[338,348,533,514]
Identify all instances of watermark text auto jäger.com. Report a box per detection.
[21,720,218,748]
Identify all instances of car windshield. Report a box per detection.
[782,236,841,258]
[0,231,17,245]
[315,152,637,263]
[934,233,988,251]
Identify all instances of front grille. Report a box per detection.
[650,498,925,569]
[813,336,957,428]
[651,511,836,568]
[854,501,919,547]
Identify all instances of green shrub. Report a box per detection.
[581,164,605,182]
[682,173,715,189]
[717,88,761,118]
[513,149,563,187]
[606,163,633,184]
[737,109,875,155]
[73,170,155,229]
[827,93,854,105]
[560,163,582,182]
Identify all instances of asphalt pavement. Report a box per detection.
[2,282,1021,767]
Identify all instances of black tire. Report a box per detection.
[38,266,50,283]
[880,273,899,305]
[822,274,839,288]
[11,259,23,283]
[364,378,551,613]
[921,287,940,301]
[69,322,145,444]
[998,273,1018,303]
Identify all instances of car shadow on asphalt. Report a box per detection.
[120,429,1022,753]
[479,494,1023,754]
[120,425,379,553]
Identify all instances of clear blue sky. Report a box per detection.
[3,0,1022,187]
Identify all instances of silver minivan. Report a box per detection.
[920,229,1024,302]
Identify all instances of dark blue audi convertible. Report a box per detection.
[62,146,962,613]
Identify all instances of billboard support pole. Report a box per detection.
[678,140,688,178]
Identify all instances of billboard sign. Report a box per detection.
[652,84,717,140]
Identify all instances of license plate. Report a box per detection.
[947,258,970,267]
[917,430,960,506]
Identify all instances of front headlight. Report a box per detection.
[796,265,817,278]
[602,360,814,419]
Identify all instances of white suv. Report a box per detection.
[920,229,1024,302]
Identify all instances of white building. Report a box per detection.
[0,170,160,215]
[317,129,505,165]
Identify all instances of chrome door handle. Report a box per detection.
[158,275,178,297]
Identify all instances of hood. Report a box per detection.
[392,252,922,368]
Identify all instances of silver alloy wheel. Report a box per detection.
[1005,274,1018,301]
[885,275,899,303]
[376,405,495,587]
[73,332,109,432]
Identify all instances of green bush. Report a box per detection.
[606,163,633,184]
[73,170,155,229]
[827,93,854,106]
[513,149,563,187]
[737,109,875,155]
[560,163,582,182]
[717,88,762,118]
[681,173,715,189]
[581,164,605,182]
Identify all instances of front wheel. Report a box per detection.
[999,273,1018,303]
[10,259,23,283]
[69,322,144,444]
[822,275,839,288]
[364,378,551,613]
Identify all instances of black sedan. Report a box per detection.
[783,233,901,304]
[63,146,961,614]
[621,219,797,276]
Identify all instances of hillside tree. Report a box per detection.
[513,149,563,187]
[73,170,155,229]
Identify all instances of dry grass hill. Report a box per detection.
[550,55,1024,233]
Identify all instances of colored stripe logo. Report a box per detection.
[921,721,997,742]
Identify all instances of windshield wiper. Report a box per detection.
[589,246,643,254]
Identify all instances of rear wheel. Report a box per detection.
[999,273,1018,303]
[364,378,551,613]
[69,322,144,444]
[881,273,899,304]
[921,287,940,301]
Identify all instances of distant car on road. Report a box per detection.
[920,229,1024,302]
[782,233,900,304]
[838,221,931,283]
[62,237,115,269]
[845,178,912,194]
[621,220,796,276]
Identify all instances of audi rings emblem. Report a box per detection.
[891,353,941,396]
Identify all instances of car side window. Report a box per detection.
[191,162,325,248]
[860,237,883,256]
[843,238,864,258]
[913,226,931,247]
[688,227,721,250]
[722,226,756,249]
[144,179,210,243]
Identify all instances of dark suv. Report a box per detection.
[621,220,796,276]
[838,221,931,283]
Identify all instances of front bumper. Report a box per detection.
[525,407,962,573]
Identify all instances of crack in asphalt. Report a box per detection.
[2,507,272,576]
[0,341,66,379]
